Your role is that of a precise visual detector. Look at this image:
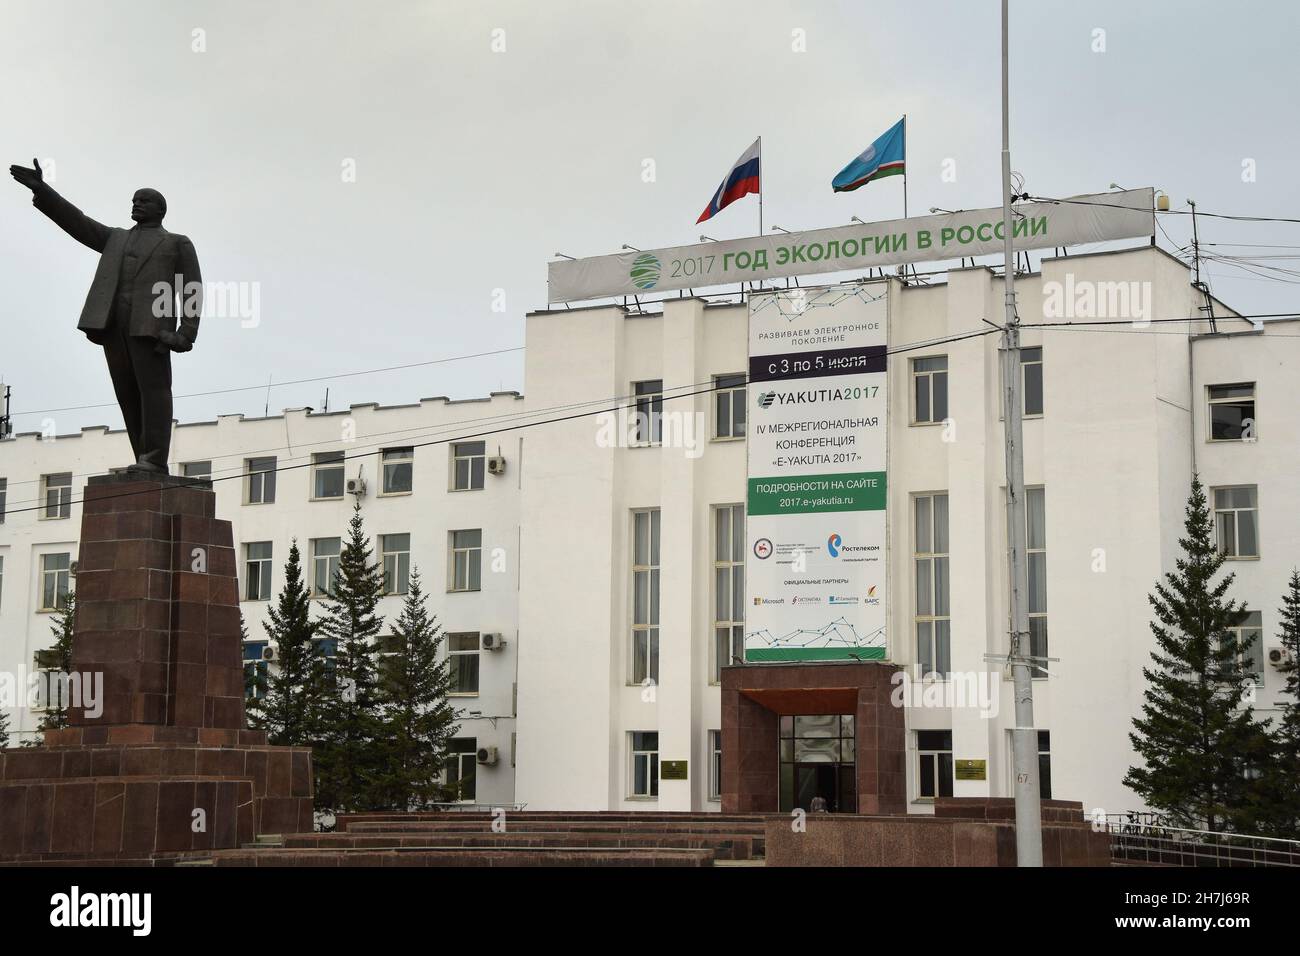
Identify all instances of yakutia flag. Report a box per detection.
[832,118,905,192]
[696,138,761,223]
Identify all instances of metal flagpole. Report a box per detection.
[758,135,763,237]
[999,0,1043,868]
[902,114,908,220]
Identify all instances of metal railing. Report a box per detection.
[1101,812,1300,867]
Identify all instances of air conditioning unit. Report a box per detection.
[261,645,278,662]
[476,746,498,766]
[1267,646,1294,669]
[487,456,506,476]
[346,477,367,497]
[481,633,506,651]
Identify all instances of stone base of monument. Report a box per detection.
[0,474,313,864]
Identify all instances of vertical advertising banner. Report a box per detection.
[745,284,888,662]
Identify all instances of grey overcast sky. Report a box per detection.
[2,0,1297,436]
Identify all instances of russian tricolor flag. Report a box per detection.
[696,138,760,224]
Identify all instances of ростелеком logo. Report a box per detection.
[827,533,842,557]
[630,252,661,290]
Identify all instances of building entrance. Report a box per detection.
[779,714,857,813]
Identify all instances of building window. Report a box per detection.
[633,380,664,445]
[449,529,482,592]
[631,509,661,685]
[31,648,65,710]
[42,473,72,520]
[311,537,341,597]
[1207,382,1255,441]
[182,461,212,480]
[916,730,953,799]
[246,456,277,504]
[713,503,745,682]
[311,451,345,499]
[911,356,948,424]
[0,477,7,523]
[1224,610,1265,683]
[914,493,950,678]
[451,441,486,491]
[1213,486,1259,559]
[1021,347,1044,417]
[448,632,480,695]
[709,730,723,801]
[1026,487,1048,679]
[39,552,71,612]
[243,642,268,700]
[714,374,747,439]
[312,636,337,680]
[630,731,659,798]
[243,542,273,601]
[445,738,477,802]
[381,447,414,495]
[381,533,411,595]
[1038,731,1052,800]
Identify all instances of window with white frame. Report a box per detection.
[311,537,341,597]
[630,731,659,798]
[914,493,950,677]
[448,632,480,695]
[1207,383,1255,441]
[243,542,273,601]
[312,636,337,680]
[39,552,71,611]
[311,451,345,499]
[445,738,477,802]
[1224,610,1265,682]
[633,380,664,445]
[381,447,414,495]
[709,729,722,801]
[451,441,486,491]
[449,529,482,592]
[243,642,268,699]
[246,456,276,504]
[32,648,66,711]
[1213,486,1259,559]
[1026,487,1048,679]
[631,509,661,685]
[42,473,72,519]
[182,460,212,480]
[916,730,953,799]
[1021,347,1044,416]
[381,533,410,595]
[713,503,745,682]
[714,374,746,439]
[911,356,948,424]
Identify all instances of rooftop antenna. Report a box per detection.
[0,383,12,440]
[1188,199,1217,332]
[323,387,330,414]
[264,374,272,417]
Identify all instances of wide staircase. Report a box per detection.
[185,812,768,867]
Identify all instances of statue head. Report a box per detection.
[130,188,167,224]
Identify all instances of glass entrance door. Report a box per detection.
[779,715,857,812]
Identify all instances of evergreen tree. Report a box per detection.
[252,540,321,747]
[376,569,459,809]
[1268,570,1300,836]
[0,707,10,749]
[313,504,386,812]
[240,612,265,725]
[1124,475,1270,832]
[35,591,77,735]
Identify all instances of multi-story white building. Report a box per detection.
[2,244,1296,818]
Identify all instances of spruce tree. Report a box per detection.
[0,707,10,749]
[36,591,77,735]
[376,569,459,809]
[1269,570,1300,835]
[1124,475,1269,832]
[253,540,321,747]
[314,504,386,812]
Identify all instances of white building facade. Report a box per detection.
[2,245,1296,818]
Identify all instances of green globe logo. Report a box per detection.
[629,252,661,290]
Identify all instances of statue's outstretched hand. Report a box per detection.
[9,158,43,191]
